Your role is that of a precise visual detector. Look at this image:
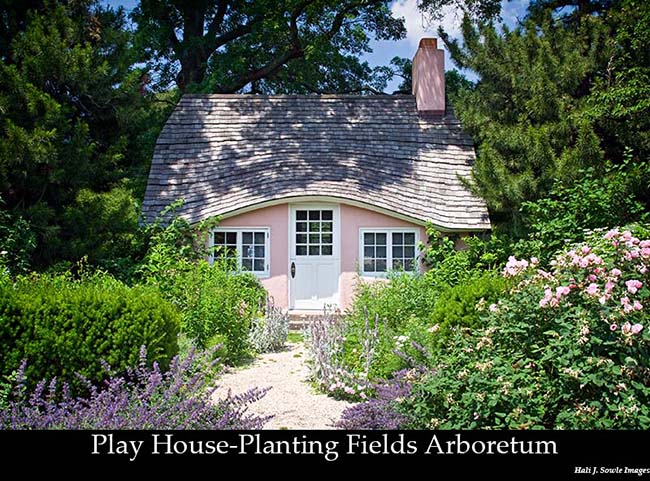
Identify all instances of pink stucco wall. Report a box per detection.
[219,204,289,308]
[218,201,426,311]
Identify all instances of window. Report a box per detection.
[212,228,270,277]
[295,209,333,256]
[360,229,418,276]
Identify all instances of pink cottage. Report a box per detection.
[142,39,490,312]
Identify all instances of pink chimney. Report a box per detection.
[412,38,445,115]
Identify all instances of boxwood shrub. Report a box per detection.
[0,274,179,394]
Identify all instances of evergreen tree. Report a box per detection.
[0,2,161,268]
[440,11,611,225]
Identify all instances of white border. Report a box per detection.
[209,227,271,278]
[358,227,420,278]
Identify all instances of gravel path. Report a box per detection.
[213,342,352,429]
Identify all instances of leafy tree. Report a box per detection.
[419,0,502,22]
[132,0,406,93]
[132,0,506,93]
[529,0,614,20]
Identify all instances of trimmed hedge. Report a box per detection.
[0,274,179,393]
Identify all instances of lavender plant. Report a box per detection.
[249,299,289,353]
[0,347,270,429]
[335,368,418,429]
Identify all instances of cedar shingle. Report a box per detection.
[142,94,491,230]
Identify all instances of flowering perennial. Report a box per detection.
[507,229,649,337]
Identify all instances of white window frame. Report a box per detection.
[359,228,420,278]
[209,227,271,278]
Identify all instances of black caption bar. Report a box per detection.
[1,430,648,475]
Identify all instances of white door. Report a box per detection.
[289,204,340,310]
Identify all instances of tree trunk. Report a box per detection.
[175,4,209,92]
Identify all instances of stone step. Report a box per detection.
[287,311,343,331]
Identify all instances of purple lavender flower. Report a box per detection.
[0,347,270,430]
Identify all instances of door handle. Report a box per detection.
[291,262,296,278]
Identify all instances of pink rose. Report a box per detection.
[581,245,591,254]
[621,296,630,306]
[599,296,608,305]
[539,288,553,308]
[640,240,650,248]
[611,268,622,277]
[610,323,618,331]
[556,286,571,298]
[633,300,643,311]
[604,229,619,240]
[588,274,597,282]
[605,281,616,293]
[626,280,643,294]
[631,324,644,334]
[586,283,599,296]
[622,322,631,334]
[622,230,632,241]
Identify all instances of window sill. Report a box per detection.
[360,273,390,279]
[360,270,418,279]
[250,272,270,279]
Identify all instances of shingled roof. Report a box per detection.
[142,94,490,231]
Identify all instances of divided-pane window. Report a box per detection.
[212,229,269,276]
[295,209,333,256]
[362,232,387,272]
[361,230,418,275]
[213,231,238,261]
[392,232,416,271]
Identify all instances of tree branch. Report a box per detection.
[215,0,383,93]
[152,2,181,53]
[206,0,230,39]
[217,47,304,93]
[214,1,315,93]
[210,20,258,50]
[298,81,388,95]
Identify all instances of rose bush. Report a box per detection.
[342,225,650,429]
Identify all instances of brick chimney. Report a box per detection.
[412,38,445,115]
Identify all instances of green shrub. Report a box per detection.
[0,198,36,275]
[428,271,508,347]
[137,204,265,363]
[401,225,650,429]
[146,258,265,364]
[520,159,650,262]
[61,186,142,281]
[421,230,472,285]
[180,261,265,363]
[348,273,441,331]
[0,273,179,394]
